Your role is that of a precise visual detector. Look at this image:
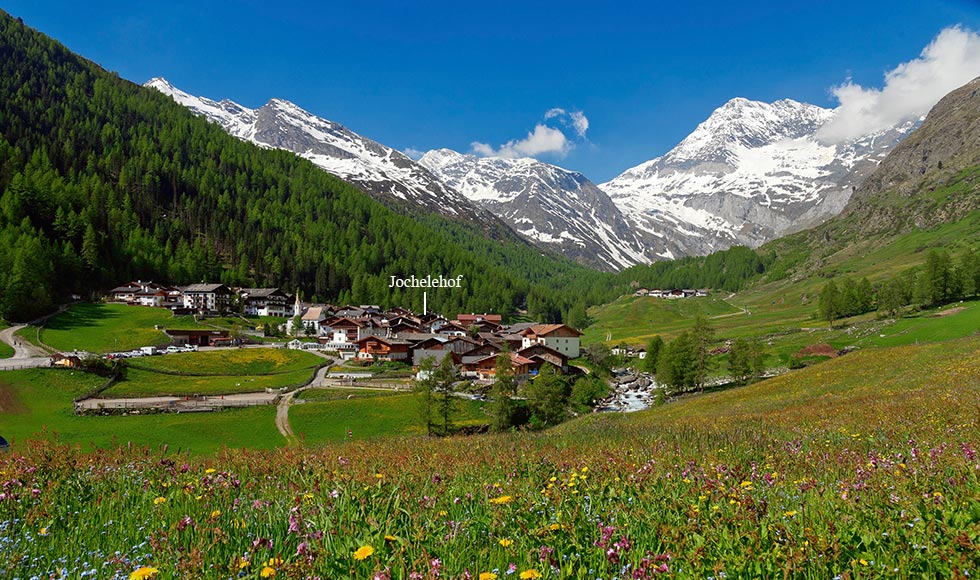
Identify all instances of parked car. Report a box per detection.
[182,345,198,352]
[165,346,182,354]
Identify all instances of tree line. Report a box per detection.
[0,11,777,325]
[817,248,980,325]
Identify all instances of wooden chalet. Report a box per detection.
[520,323,582,358]
[356,335,412,362]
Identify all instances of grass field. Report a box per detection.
[292,393,487,444]
[40,303,175,353]
[0,323,12,358]
[0,368,283,454]
[299,386,401,402]
[3,336,979,578]
[103,367,315,397]
[583,295,740,345]
[130,348,322,375]
[103,349,324,397]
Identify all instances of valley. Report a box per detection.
[3,6,980,579]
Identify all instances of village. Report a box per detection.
[100,280,583,384]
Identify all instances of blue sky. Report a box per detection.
[4,1,980,181]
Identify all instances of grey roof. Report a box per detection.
[182,283,230,293]
[241,287,284,298]
[413,349,454,366]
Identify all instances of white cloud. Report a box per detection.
[569,111,589,139]
[817,26,980,143]
[403,147,424,160]
[472,108,590,159]
[471,124,571,159]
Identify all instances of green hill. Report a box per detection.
[3,336,979,578]
[0,10,612,322]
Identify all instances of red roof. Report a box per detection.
[521,324,583,338]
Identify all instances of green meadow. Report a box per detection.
[0,368,282,454]
[291,393,487,444]
[3,336,980,578]
[39,303,176,353]
[129,348,323,375]
[103,367,315,397]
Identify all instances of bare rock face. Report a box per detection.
[419,149,648,271]
[145,78,502,232]
[844,76,980,232]
[600,97,919,260]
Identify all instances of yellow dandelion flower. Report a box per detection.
[263,558,283,568]
[129,567,160,580]
[859,559,868,566]
[519,570,541,579]
[205,468,216,474]
[480,573,498,580]
[548,523,560,531]
[210,510,221,519]
[238,558,250,570]
[581,466,588,473]
[489,495,514,505]
[438,510,448,516]
[39,527,49,536]
[260,566,276,578]
[384,534,398,542]
[739,481,753,488]
[153,497,166,505]
[498,538,513,547]
[353,545,375,560]
[784,510,797,517]
[375,473,384,479]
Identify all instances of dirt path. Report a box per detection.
[275,358,334,443]
[0,324,49,359]
[74,391,280,411]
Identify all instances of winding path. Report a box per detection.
[0,324,51,369]
[275,355,334,443]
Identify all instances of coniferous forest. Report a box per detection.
[0,11,772,322]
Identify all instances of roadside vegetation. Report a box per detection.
[0,322,12,358]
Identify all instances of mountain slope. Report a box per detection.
[419,149,648,270]
[601,97,920,258]
[0,11,610,321]
[144,78,500,230]
[839,76,980,234]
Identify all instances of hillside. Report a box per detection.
[3,335,979,577]
[0,11,607,322]
[144,78,516,239]
[763,75,980,272]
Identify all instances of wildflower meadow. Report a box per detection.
[2,337,980,578]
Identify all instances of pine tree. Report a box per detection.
[728,338,752,387]
[413,356,438,437]
[691,315,714,391]
[489,352,518,432]
[525,363,570,427]
[643,335,664,374]
[819,280,840,327]
[434,354,458,436]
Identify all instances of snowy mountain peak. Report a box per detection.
[146,79,492,227]
[669,98,833,164]
[601,96,919,259]
[420,149,649,270]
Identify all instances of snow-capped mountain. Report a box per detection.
[601,97,921,258]
[419,149,647,270]
[145,78,493,227]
